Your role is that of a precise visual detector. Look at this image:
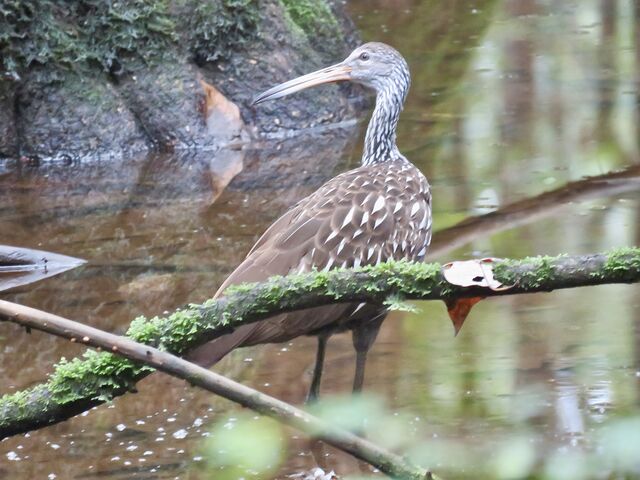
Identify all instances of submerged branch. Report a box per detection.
[428,164,640,258]
[1,247,639,439]
[0,301,433,480]
[0,245,86,292]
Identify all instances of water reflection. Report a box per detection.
[1,0,640,478]
[428,163,640,258]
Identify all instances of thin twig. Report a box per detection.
[0,300,435,480]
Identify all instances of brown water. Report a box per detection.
[2,0,640,478]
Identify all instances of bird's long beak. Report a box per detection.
[252,62,352,105]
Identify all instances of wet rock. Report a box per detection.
[202,0,366,135]
[116,59,212,150]
[0,83,17,158]
[15,71,147,160]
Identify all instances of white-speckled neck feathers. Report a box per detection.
[345,43,411,166]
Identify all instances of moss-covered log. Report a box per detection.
[1,247,640,438]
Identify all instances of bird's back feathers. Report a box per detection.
[187,160,431,367]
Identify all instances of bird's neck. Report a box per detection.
[361,85,406,166]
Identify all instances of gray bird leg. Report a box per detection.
[351,317,384,393]
[306,334,329,403]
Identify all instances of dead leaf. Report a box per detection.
[208,149,244,204]
[200,79,245,142]
[441,258,513,334]
[442,257,511,291]
[445,296,484,335]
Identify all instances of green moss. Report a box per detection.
[384,293,419,313]
[603,247,640,275]
[224,283,257,296]
[14,307,210,409]
[177,0,259,64]
[126,315,161,344]
[0,387,37,417]
[530,255,558,287]
[157,308,204,353]
[0,0,261,82]
[493,255,563,288]
[279,0,342,46]
[0,0,177,81]
[222,260,443,311]
[127,307,211,355]
[492,248,640,287]
[46,350,151,404]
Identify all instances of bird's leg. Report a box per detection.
[351,318,384,393]
[306,333,329,403]
[353,346,368,393]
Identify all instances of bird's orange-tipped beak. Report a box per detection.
[252,63,352,105]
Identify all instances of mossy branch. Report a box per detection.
[1,247,640,438]
[0,301,435,480]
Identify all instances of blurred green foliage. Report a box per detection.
[199,393,640,479]
[307,394,385,432]
[280,0,339,39]
[308,394,418,451]
[201,414,285,479]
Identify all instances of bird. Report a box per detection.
[188,42,432,401]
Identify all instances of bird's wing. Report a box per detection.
[228,161,431,278]
[271,160,432,269]
[213,206,301,295]
[188,161,432,366]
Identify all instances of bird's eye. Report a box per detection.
[359,52,370,61]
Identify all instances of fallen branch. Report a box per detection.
[0,245,85,292]
[1,247,639,438]
[0,301,434,480]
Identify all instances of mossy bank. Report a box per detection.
[0,0,364,161]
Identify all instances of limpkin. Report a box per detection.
[189,42,432,400]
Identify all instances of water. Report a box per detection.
[2,0,640,478]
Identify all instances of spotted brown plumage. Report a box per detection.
[188,42,432,399]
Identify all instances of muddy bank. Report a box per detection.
[0,0,366,161]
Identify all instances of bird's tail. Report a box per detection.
[185,324,256,367]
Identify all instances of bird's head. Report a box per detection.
[252,42,410,105]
